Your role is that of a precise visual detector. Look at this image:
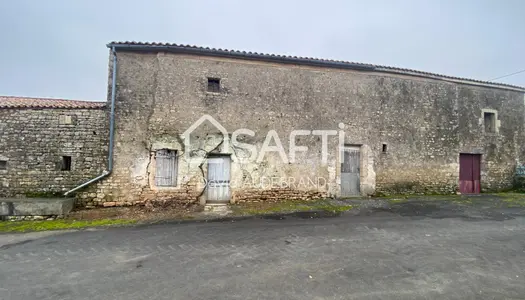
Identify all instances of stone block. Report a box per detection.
[0,198,75,216]
[0,201,12,216]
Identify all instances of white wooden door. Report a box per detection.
[207,156,231,203]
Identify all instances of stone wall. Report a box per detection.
[0,107,108,197]
[79,51,525,205]
[234,189,327,203]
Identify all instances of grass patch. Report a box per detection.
[375,194,409,199]
[495,192,525,199]
[385,195,480,206]
[0,219,136,233]
[452,198,474,205]
[385,193,525,207]
[311,202,354,213]
[496,193,525,207]
[388,198,410,204]
[387,195,465,204]
[232,199,353,216]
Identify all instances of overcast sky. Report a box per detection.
[0,0,524,101]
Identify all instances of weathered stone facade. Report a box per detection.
[0,98,107,197]
[78,43,525,206]
[4,44,523,207]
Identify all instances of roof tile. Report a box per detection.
[0,96,106,109]
[108,41,525,91]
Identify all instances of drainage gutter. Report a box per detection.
[64,47,118,196]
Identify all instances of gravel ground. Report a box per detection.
[2,197,525,300]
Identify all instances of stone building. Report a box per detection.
[3,42,525,208]
[0,96,107,197]
[74,41,525,207]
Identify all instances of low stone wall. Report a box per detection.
[78,185,326,207]
[0,198,75,216]
[78,177,203,208]
[233,188,327,203]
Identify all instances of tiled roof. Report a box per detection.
[0,96,106,109]
[108,41,525,92]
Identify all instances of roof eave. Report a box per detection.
[108,43,525,93]
[107,43,376,72]
[0,105,106,109]
[375,68,525,93]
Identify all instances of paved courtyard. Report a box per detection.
[2,199,525,300]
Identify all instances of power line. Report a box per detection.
[489,69,525,81]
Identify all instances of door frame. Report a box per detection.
[339,144,362,197]
[459,153,482,194]
[206,154,231,204]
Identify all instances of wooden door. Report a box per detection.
[459,154,481,194]
[154,149,178,186]
[207,156,231,203]
[341,146,360,196]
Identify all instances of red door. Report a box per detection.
[459,154,481,194]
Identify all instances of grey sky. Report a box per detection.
[1,0,524,101]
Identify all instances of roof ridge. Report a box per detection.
[107,41,525,92]
[0,96,106,109]
[0,95,104,103]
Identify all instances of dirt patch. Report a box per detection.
[68,203,202,222]
[231,199,353,216]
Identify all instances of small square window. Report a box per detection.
[0,160,6,170]
[61,156,72,171]
[484,112,496,133]
[59,115,74,125]
[382,144,388,153]
[207,78,221,93]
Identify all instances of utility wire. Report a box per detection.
[489,69,525,81]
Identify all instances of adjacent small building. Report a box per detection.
[0,96,107,198]
[1,42,525,208]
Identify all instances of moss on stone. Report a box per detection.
[24,191,65,198]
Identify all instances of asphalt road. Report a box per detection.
[2,204,525,300]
